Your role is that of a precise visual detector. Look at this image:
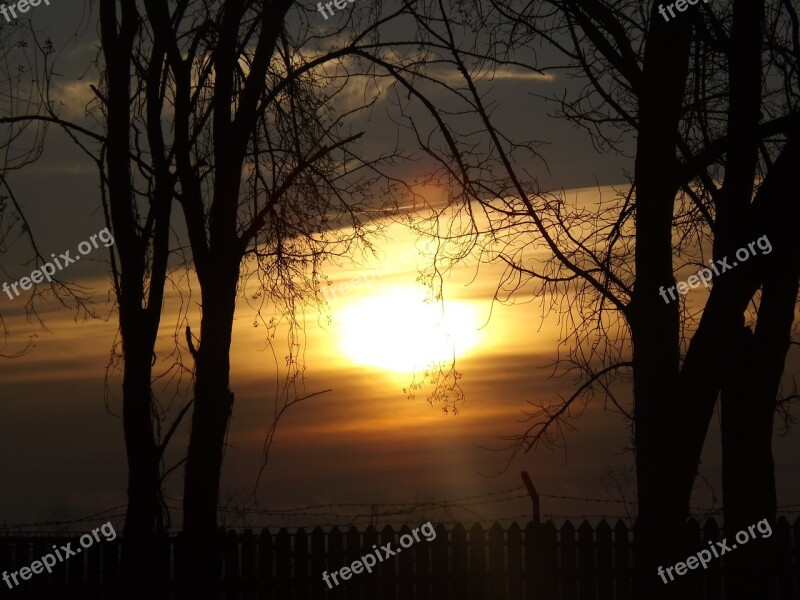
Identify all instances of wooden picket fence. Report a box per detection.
[1,517,799,599]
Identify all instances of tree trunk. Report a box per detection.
[720,135,800,600]
[720,325,777,600]
[636,2,770,596]
[101,2,169,594]
[175,2,285,582]
[120,346,162,596]
[629,8,692,598]
[181,260,239,594]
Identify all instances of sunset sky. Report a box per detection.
[1,1,800,535]
[4,190,800,532]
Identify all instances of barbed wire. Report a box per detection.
[0,505,127,533]
[3,489,800,533]
[166,485,533,514]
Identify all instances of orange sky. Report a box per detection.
[3,186,800,532]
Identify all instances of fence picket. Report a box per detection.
[507,522,523,600]
[529,520,558,600]
[595,520,612,600]
[241,529,256,600]
[0,518,797,599]
[346,526,362,600]
[311,527,326,599]
[275,528,291,599]
[578,520,594,600]
[257,528,272,596]
[432,524,449,598]
[67,536,84,594]
[328,527,344,600]
[380,525,396,599]
[398,525,413,599]
[451,523,469,599]
[362,525,380,600]
[489,522,505,598]
[295,528,310,600]
[469,523,487,599]
[416,524,432,600]
[561,520,578,600]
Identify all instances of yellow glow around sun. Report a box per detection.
[337,287,481,373]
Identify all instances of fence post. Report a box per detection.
[521,471,540,523]
[521,473,558,600]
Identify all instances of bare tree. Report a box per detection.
[98,3,183,593]
[3,1,444,593]
[123,0,430,589]
[2,10,190,595]
[388,0,800,597]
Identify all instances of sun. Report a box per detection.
[336,286,481,373]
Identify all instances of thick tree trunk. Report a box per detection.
[181,261,239,594]
[720,136,800,600]
[636,3,770,597]
[120,347,162,596]
[720,325,777,600]
[629,8,692,599]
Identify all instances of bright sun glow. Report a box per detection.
[337,287,481,373]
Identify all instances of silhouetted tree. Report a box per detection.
[395,1,799,597]
[1,11,185,595]
[99,2,181,594]
[126,0,420,591]
[3,2,446,594]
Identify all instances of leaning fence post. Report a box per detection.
[521,471,540,523]
[521,472,556,599]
